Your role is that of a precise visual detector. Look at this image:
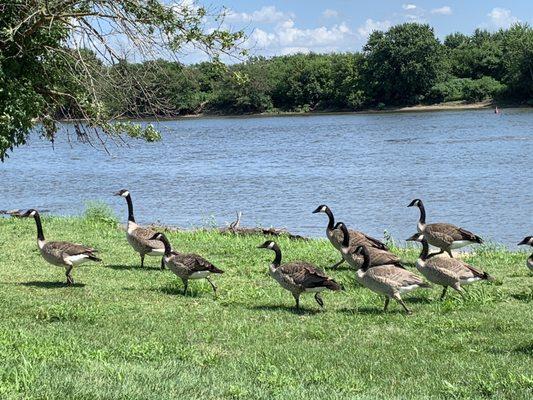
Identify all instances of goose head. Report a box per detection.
[406,233,424,242]
[312,204,329,214]
[21,209,38,218]
[149,232,165,241]
[257,240,278,251]
[353,245,365,256]
[407,198,423,208]
[114,189,130,197]
[518,236,533,247]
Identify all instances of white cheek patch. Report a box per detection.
[122,191,130,197]
[30,211,36,217]
[268,242,275,249]
[529,238,533,246]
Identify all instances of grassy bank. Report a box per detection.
[0,212,532,399]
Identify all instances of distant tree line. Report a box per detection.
[94,22,532,117]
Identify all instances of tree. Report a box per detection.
[362,23,443,105]
[0,0,244,160]
[500,23,533,101]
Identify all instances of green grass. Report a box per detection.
[0,212,532,399]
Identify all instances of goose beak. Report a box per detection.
[113,191,121,196]
[518,238,528,246]
[311,207,321,214]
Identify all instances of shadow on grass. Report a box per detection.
[337,306,403,315]
[21,281,85,288]
[514,343,533,356]
[157,286,204,298]
[105,264,161,271]
[249,304,321,315]
[510,292,533,302]
[404,296,433,304]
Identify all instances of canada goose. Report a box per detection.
[149,232,223,296]
[114,189,164,268]
[407,199,483,258]
[353,245,430,314]
[407,233,493,299]
[21,209,101,285]
[257,240,342,310]
[518,236,533,272]
[337,222,403,269]
[312,204,388,268]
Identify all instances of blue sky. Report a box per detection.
[199,0,532,59]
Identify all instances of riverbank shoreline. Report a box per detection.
[58,100,532,124]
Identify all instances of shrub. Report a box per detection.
[462,76,506,102]
[428,77,506,103]
[83,202,118,227]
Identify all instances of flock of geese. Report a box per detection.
[16,190,533,314]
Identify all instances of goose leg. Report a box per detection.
[383,297,390,312]
[452,284,465,299]
[440,286,448,300]
[182,278,188,295]
[396,297,412,314]
[330,258,345,269]
[65,266,74,285]
[206,276,217,297]
[140,254,145,268]
[160,258,165,271]
[446,249,454,258]
[293,293,300,311]
[315,293,324,308]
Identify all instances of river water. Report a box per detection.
[2,109,532,246]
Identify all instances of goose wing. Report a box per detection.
[44,241,101,262]
[332,228,387,250]
[169,253,223,274]
[360,233,388,250]
[428,258,488,280]
[426,223,481,243]
[46,241,97,256]
[368,248,402,267]
[349,248,403,268]
[280,262,341,290]
[424,224,455,245]
[131,226,165,250]
[366,265,428,289]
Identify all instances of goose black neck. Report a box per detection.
[340,224,349,248]
[159,234,172,256]
[33,212,45,241]
[418,202,426,225]
[125,194,135,223]
[325,208,335,230]
[420,240,429,261]
[359,246,371,271]
[272,246,282,266]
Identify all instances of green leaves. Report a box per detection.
[0,1,244,160]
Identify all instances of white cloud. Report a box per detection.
[280,47,311,55]
[251,29,276,48]
[323,9,339,18]
[248,19,356,55]
[431,6,452,15]
[357,18,391,39]
[225,6,289,24]
[402,4,417,10]
[486,7,520,29]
